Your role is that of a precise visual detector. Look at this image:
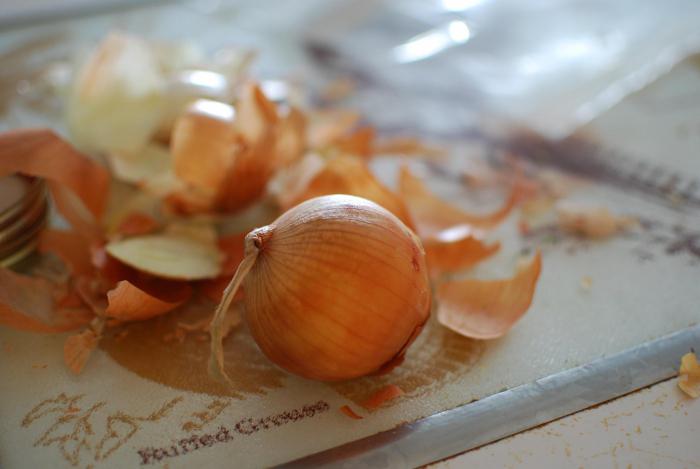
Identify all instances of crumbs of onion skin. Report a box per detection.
[339,405,363,420]
[580,276,592,292]
[678,351,700,399]
[361,384,405,411]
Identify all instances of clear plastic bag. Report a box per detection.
[306,0,700,138]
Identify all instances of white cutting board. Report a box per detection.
[0,3,699,468]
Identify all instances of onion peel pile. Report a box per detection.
[437,252,542,339]
[678,351,700,398]
[0,131,237,372]
[0,33,549,388]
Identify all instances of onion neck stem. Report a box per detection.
[208,247,259,384]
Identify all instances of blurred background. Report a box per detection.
[2,0,700,140]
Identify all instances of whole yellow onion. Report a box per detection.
[210,194,431,381]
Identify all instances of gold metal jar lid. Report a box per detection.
[0,174,48,268]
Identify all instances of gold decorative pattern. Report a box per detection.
[100,300,287,399]
[21,393,182,467]
[181,399,230,432]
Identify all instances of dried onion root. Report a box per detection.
[210,195,431,382]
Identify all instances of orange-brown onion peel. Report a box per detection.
[437,251,542,339]
[210,194,431,382]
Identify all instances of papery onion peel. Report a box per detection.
[437,251,542,339]
[678,352,700,398]
[106,280,191,321]
[424,225,501,277]
[105,229,223,281]
[286,154,414,229]
[399,165,518,237]
[64,328,99,374]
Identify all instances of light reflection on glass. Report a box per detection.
[440,0,484,12]
[191,98,235,121]
[392,20,471,64]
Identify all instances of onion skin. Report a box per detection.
[237,195,431,381]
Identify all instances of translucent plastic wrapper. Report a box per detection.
[306,0,700,138]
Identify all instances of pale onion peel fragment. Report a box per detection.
[361,384,405,410]
[437,251,542,339]
[678,352,700,398]
[67,32,165,154]
[0,129,110,236]
[105,280,191,321]
[64,326,100,374]
[424,225,501,277]
[209,237,259,385]
[556,202,637,239]
[105,228,223,281]
[399,165,518,238]
[107,143,171,185]
[285,154,414,229]
[0,268,92,333]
